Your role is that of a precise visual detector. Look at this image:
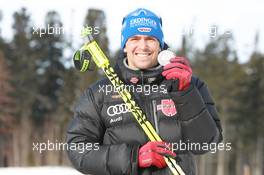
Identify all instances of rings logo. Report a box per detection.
[107,103,131,117]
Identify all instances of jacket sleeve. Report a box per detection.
[66,87,140,175]
[170,76,223,154]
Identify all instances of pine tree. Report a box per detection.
[9,7,36,166]
[192,34,242,175]
[233,52,264,175]
[30,11,66,125]
[0,51,13,131]
[0,51,15,166]
[228,32,264,175]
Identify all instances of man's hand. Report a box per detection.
[138,141,176,169]
[162,57,192,91]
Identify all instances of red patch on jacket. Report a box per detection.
[157,99,177,117]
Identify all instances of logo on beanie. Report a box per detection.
[130,17,157,29]
[138,27,152,32]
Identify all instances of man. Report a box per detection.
[67,8,222,175]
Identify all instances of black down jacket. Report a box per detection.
[66,57,222,175]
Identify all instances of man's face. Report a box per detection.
[124,35,161,70]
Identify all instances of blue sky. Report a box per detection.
[0,0,263,63]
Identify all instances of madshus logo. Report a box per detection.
[107,103,130,117]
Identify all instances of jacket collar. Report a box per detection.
[115,57,164,85]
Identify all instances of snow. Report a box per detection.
[0,166,84,175]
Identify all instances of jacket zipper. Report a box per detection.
[140,71,144,86]
[141,71,159,134]
[152,100,159,134]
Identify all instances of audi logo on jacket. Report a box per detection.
[66,57,223,175]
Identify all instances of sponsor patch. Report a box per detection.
[129,17,157,28]
[110,116,123,124]
[138,27,152,32]
[107,103,130,117]
[130,76,139,84]
[111,94,121,99]
[157,99,177,117]
[147,77,156,83]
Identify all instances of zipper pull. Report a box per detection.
[152,100,159,134]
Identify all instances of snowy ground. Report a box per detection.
[0,166,84,175]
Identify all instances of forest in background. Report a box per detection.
[0,7,263,175]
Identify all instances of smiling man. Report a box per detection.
[125,35,160,70]
[67,8,223,175]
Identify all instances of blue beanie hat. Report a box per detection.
[121,8,164,49]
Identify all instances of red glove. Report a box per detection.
[138,141,176,169]
[162,57,192,91]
